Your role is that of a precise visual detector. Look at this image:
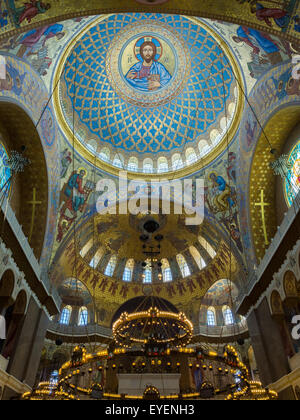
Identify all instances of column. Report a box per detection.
[247,297,290,387]
[3,297,49,392]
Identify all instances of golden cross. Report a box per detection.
[27,188,42,243]
[255,190,270,246]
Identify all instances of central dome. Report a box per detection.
[55,14,242,174]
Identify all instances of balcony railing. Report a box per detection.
[194,319,248,338]
[48,322,113,339]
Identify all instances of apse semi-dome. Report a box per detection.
[54,13,242,175]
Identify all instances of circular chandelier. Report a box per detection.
[112,306,193,349]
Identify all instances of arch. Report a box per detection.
[99,147,110,162]
[128,157,139,172]
[157,157,169,173]
[89,247,104,269]
[207,307,216,326]
[123,259,134,282]
[143,260,152,284]
[60,305,72,325]
[283,270,298,299]
[176,254,191,278]
[0,269,15,311]
[78,306,88,326]
[161,258,172,282]
[222,305,234,326]
[12,290,27,316]
[1,289,27,359]
[246,100,300,262]
[0,2,299,47]
[104,255,118,277]
[198,236,217,258]
[172,154,184,170]
[198,139,210,157]
[80,238,94,258]
[189,246,206,270]
[270,290,284,317]
[185,148,197,165]
[0,102,49,259]
[113,154,124,169]
[143,158,154,174]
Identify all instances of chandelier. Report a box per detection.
[112,306,193,350]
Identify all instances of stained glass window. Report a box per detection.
[285,141,300,207]
[0,143,11,196]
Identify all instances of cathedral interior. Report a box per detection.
[0,0,300,402]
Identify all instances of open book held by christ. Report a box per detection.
[148,74,160,90]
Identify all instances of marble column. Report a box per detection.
[2,297,49,398]
[247,297,290,387]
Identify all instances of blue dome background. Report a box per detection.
[60,14,237,163]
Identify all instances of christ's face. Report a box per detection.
[142,46,155,63]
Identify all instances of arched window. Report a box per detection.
[0,143,11,196]
[198,139,211,157]
[223,306,234,326]
[158,157,169,173]
[161,259,173,282]
[99,148,110,162]
[189,246,206,269]
[78,307,88,326]
[89,247,104,269]
[80,238,94,258]
[172,154,184,170]
[285,140,300,207]
[128,157,138,172]
[186,148,197,165]
[198,236,217,258]
[60,306,72,325]
[207,307,216,326]
[123,259,134,282]
[113,155,123,169]
[143,260,152,283]
[176,254,191,278]
[143,159,154,174]
[105,255,117,277]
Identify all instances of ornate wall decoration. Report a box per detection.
[1,0,300,45]
[0,53,60,269]
[55,14,240,174]
[238,62,300,266]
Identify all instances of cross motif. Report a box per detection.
[254,190,270,246]
[27,188,42,243]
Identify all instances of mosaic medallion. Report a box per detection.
[57,13,240,169]
[106,20,190,107]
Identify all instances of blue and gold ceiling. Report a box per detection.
[55,14,241,173]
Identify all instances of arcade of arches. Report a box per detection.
[0,0,300,401]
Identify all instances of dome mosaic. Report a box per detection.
[54,13,242,175]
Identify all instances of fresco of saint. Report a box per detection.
[125,39,172,92]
